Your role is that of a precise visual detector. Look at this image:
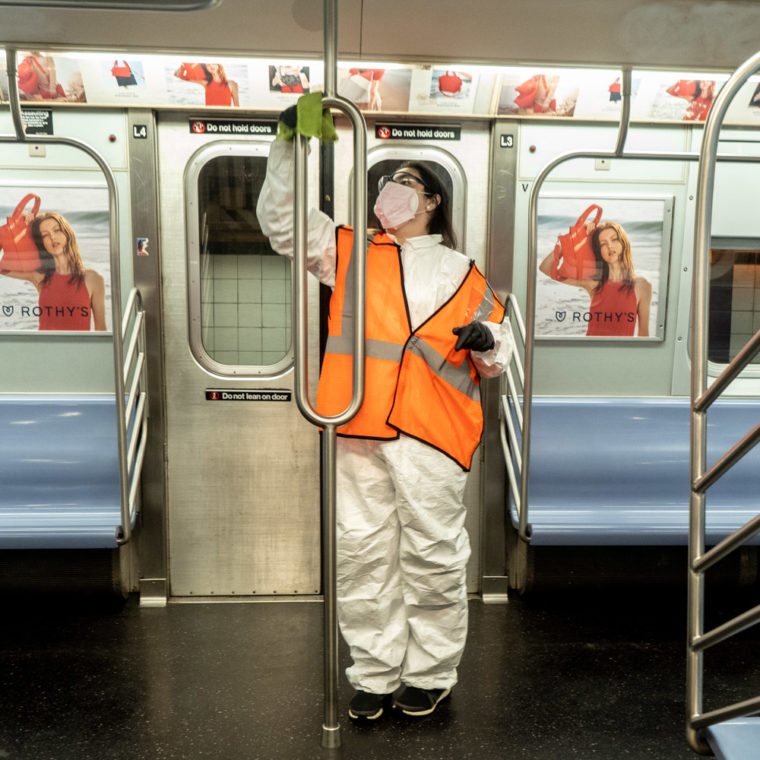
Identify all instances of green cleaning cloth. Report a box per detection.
[277,92,338,142]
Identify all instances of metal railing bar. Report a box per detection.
[693,512,760,573]
[614,68,632,156]
[124,352,145,429]
[126,421,149,530]
[293,108,367,428]
[126,392,148,472]
[3,48,133,543]
[691,602,760,652]
[498,412,521,514]
[506,327,525,390]
[500,395,523,470]
[694,328,760,412]
[507,294,526,342]
[505,369,524,427]
[121,289,140,340]
[690,695,760,731]
[123,311,145,384]
[693,420,760,494]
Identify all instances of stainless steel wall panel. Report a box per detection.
[157,116,321,597]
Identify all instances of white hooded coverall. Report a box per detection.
[257,138,513,695]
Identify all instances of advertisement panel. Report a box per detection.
[0,183,111,333]
[535,194,673,341]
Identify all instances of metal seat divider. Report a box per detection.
[519,68,760,546]
[291,0,367,749]
[2,48,147,545]
[687,48,760,754]
[500,295,526,513]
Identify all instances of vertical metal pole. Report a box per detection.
[291,2,366,746]
[323,0,337,98]
[323,0,340,746]
[5,50,26,139]
[321,424,341,748]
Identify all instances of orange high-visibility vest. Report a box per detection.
[316,226,505,470]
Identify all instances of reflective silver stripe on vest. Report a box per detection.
[406,336,479,401]
[332,229,478,401]
[328,229,406,362]
[473,282,500,323]
[325,333,404,363]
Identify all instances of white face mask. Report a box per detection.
[373,181,419,230]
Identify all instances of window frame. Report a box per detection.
[184,140,293,378]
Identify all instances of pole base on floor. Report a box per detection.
[321,724,341,749]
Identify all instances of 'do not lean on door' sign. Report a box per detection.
[205,389,292,402]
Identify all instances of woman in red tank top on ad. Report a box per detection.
[540,221,652,337]
[174,62,240,107]
[0,212,106,331]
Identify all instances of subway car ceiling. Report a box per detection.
[2,0,760,71]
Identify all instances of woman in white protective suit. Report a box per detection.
[257,100,513,722]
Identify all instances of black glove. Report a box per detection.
[452,322,494,352]
[278,104,298,128]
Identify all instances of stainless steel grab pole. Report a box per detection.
[291,0,368,748]
[687,49,760,754]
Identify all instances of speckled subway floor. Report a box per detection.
[0,585,757,760]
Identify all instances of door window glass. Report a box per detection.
[709,247,760,365]
[187,145,292,376]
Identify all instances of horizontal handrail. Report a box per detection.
[691,602,760,652]
[693,512,760,573]
[504,363,523,428]
[693,421,760,494]
[695,328,760,413]
[690,695,760,731]
[507,294,526,343]
[123,310,145,383]
[499,395,522,517]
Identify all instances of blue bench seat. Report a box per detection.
[707,718,760,760]
[0,395,123,550]
[518,397,760,546]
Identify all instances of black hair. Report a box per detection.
[397,161,457,250]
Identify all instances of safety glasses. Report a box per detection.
[377,171,432,194]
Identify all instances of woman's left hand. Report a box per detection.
[452,322,494,352]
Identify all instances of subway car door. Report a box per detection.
[333,122,494,592]
[156,114,322,598]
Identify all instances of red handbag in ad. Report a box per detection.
[552,204,603,281]
[667,80,697,99]
[438,71,463,97]
[0,194,42,272]
[178,62,207,81]
[111,60,131,77]
[17,56,40,95]
[514,75,540,108]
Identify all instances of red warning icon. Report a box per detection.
[192,121,207,134]
[377,126,391,139]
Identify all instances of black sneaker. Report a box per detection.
[393,685,451,716]
[348,690,386,720]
